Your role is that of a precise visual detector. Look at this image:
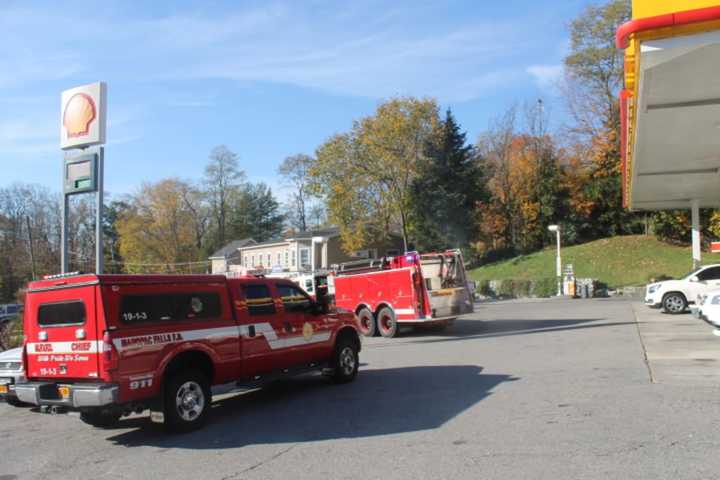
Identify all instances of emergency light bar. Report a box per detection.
[43,271,83,280]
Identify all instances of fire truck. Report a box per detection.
[333,250,475,338]
[14,273,360,432]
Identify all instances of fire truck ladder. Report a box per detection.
[333,258,389,275]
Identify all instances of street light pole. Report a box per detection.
[548,225,562,296]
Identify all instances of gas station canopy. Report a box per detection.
[618,1,720,211]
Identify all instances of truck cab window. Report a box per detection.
[276,284,312,312]
[242,284,276,316]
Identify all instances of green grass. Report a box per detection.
[468,235,703,288]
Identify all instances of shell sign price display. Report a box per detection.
[60,82,107,150]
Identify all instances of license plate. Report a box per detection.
[0,385,7,394]
[58,386,70,399]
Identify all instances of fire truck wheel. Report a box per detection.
[356,308,377,337]
[377,307,398,338]
[80,409,122,428]
[163,369,211,433]
[331,338,359,384]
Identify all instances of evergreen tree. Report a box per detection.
[230,182,285,243]
[411,109,484,251]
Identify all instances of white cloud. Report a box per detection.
[0,2,535,102]
[527,64,564,90]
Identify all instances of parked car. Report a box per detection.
[0,347,26,407]
[691,289,720,329]
[645,264,720,314]
[0,304,22,326]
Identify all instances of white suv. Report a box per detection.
[645,264,720,314]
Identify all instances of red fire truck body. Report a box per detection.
[15,274,360,432]
[333,250,474,338]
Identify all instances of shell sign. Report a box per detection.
[60,82,106,150]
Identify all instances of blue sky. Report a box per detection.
[0,0,596,199]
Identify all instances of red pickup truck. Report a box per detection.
[15,273,360,432]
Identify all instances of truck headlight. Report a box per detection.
[712,295,720,305]
[648,285,659,294]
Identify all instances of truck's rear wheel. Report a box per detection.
[356,308,377,337]
[80,409,121,428]
[377,307,398,338]
[331,338,359,384]
[163,369,211,433]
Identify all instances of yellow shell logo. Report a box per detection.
[302,322,314,340]
[63,93,97,138]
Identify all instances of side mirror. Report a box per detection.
[304,300,321,315]
[690,275,699,282]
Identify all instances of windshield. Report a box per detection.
[681,268,703,280]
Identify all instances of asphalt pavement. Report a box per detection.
[3,298,720,480]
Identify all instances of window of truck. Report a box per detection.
[276,283,312,312]
[38,300,86,327]
[120,293,221,323]
[242,284,276,316]
[420,255,466,290]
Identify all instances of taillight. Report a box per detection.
[102,330,118,373]
[22,342,29,374]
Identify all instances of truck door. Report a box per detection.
[236,282,285,376]
[274,282,332,367]
[24,285,101,381]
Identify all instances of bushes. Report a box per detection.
[477,279,493,297]
[475,278,557,299]
[514,280,532,298]
[532,278,557,298]
[498,279,515,298]
[647,273,673,283]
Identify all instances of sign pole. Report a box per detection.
[61,189,69,274]
[60,81,107,275]
[95,147,104,274]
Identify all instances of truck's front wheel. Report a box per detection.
[163,370,211,433]
[331,338,359,384]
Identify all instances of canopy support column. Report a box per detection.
[692,199,701,269]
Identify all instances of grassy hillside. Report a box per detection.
[468,235,701,288]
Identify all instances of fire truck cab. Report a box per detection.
[15,273,360,432]
[333,250,474,338]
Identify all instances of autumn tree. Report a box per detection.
[117,179,205,273]
[475,105,566,256]
[563,0,636,239]
[411,108,484,251]
[312,97,439,251]
[204,145,244,251]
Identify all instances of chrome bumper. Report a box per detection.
[15,382,118,408]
